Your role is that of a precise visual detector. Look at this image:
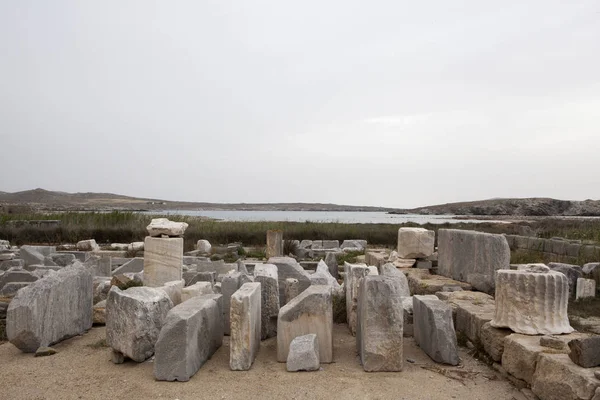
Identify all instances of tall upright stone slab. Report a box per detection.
[106,286,173,362]
[143,237,183,287]
[266,230,283,259]
[357,275,404,371]
[413,295,459,365]
[277,285,333,363]
[576,278,596,300]
[154,294,223,381]
[398,228,435,259]
[230,283,261,371]
[222,272,243,335]
[267,257,311,306]
[344,262,369,336]
[491,265,573,335]
[253,264,280,340]
[438,229,510,294]
[7,262,93,352]
[284,278,299,304]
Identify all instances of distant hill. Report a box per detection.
[390,197,600,216]
[0,188,393,212]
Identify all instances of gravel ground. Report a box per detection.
[0,324,523,400]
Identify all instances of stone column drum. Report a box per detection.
[490,265,574,335]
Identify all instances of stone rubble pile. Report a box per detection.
[2,224,600,400]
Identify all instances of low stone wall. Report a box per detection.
[504,235,600,263]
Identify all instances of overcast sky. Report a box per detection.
[1,1,599,208]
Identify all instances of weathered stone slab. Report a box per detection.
[230,283,261,371]
[93,300,106,325]
[568,336,600,368]
[19,246,46,266]
[196,259,237,276]
[0,282,31,297]
[287,334,320,372]
[344,262,368,336]
[158,279,185,306]
[532,353,600,400]
[438,229,510,293]
[341,240,367,251]
[357,275,403,371]
[284,278,299,304]
[106,286,173,362]
[254,264,280,340]
[491,266,573,335]
[413,295,459,365]
[405,269,472,295]
[576,278,596,300]
[111,257,144,276]
[7,262,93,352]
[49,253,76,267]
[147,218,188,237]
[480,322,511,362]
[181,282,214,302]
[77,239,99,252]
[324,252,339,279]
[454,297,495,346]
[277,285,333,363]
[380,263,410,297]
[143,237,183,287]
[398,228,435,259]
[268,257,311,306]
[266,230,283,259]
[0,270,38,291]
[154,294,223,381]
[548,262,583,298]
[222,272,244,335]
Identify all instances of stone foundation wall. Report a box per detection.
[504,235,600,263]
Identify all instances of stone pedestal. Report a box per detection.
[143,237,183,288]
[266,230,283,259]
[491,266,573,335]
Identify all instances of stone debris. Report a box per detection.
[76,239,100,252]
[568,336,600,368]
[146,218,188,237]
[253,264,280,340]
[344,262,369,336]
[438,229,510,294]
[230,282,261,371]
[93,300,106,325]
[154,294,223,381]
[357,275,404,372]
[413,295,459,365]
[106,286,173,363]
[287,334,320,372]
[267,257,311,306]
[143,237,183,287]
[196,239,212,254]
[7,262,93,352]
[181,282,214,302]
[576,278,596,300]
[266,230,283,258]
[491,265,573,335]
[277,285,333,363]
[397,227,435,259]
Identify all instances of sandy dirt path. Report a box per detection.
[0,324,522,400]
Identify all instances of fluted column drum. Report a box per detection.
[490,265,574,335]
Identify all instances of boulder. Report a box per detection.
[287,334,320,372]
[277,285,333,363]
[413,295,459,365]
[76,239,99,252]
[253,264,280,340]
[357,275,404,371]
[491,266,573,335]
[532,353,600,400]
[196,239,212,254]
[568,336,600,368]
[7,262,93,352]
[146,218,188,237]
[267,257,311,306]
[230,283,261,370]
[143,237,183,287]
[438,229,510,294]
[154,294,223,381]
[106,286,173,362]
[398,228,435,259]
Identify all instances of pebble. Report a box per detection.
[35,347,58,357]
